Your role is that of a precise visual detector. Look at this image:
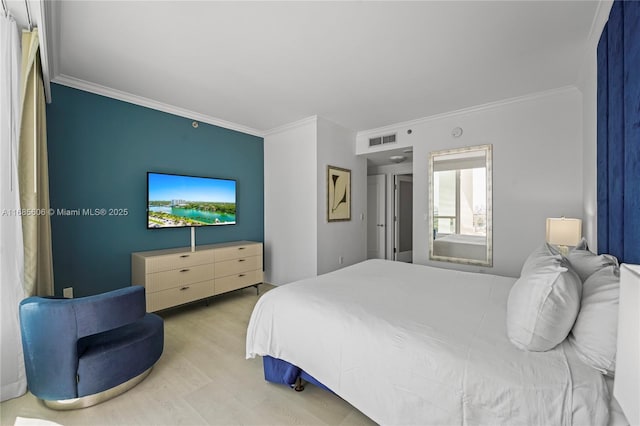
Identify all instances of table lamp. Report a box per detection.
[545,217,582,255]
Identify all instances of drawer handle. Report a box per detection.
[238,247,246,250]
[180,286,190,291]
[180,255,190,258]
[238,274,246,277]
[238,259,246,262]
[180,269,190,272]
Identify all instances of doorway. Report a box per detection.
[394,174,413,262]
[367,175,386,259]
[364,146,413,262]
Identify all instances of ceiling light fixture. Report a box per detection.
[389,155,405,163]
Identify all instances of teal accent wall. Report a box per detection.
[46,84,264,297]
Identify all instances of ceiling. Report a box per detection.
[6,1,601,135]
[366,146,414,167]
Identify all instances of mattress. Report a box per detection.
[246,259,610,425]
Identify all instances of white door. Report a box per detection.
[367,175,386,259]
[394,174,413,262]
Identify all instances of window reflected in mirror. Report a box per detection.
[429,144,492,266]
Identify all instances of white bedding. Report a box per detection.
[246,259,610,425]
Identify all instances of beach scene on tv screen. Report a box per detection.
[148,173,236,228]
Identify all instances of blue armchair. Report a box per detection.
[19,286,164,409]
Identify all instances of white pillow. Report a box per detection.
[566,239,618,282]
[569,265,619,376]
[507,243,582,352]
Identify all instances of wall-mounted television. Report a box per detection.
[147,172,236,229]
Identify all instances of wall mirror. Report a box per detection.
[429,144,492,266]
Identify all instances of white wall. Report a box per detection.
[264,116,366,284]
[316,118,367,274]
[357,88,584,277]
[577,52,598,251]
[576,0,613,252]
[264,118,318,285]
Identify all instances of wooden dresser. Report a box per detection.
[131,241,263,312]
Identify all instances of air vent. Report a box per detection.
[369,133,397,147]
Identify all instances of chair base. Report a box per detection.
[42,367,153,410]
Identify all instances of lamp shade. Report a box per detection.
[545,218,582,246]
[614,264,640,426]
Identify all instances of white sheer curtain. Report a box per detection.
[0,12,27,401]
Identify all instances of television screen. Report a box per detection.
[147,172,236,228]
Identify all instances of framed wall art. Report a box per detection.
[327,165,351,222]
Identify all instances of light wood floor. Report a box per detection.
[1,285,376,426]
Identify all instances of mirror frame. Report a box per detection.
[428,144,493,267]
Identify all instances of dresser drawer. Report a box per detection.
[215,255,262,278]
[146,263,214,292]
[146,279,214,312]
[133,240,262,312]
[215,270,263,295]
[215,243,261,262]
[145,250,214,273]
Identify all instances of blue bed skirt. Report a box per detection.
[262,356,332,392]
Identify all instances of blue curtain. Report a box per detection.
[597,0,640,264]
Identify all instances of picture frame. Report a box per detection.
[327,165,351,222]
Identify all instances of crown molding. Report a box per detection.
[586,1,613,47]
[575,1,612,89]
[263,115,318,137]
[357,85,580,138]
[51,74,264,137]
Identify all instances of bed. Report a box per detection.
[246,259,614,425]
